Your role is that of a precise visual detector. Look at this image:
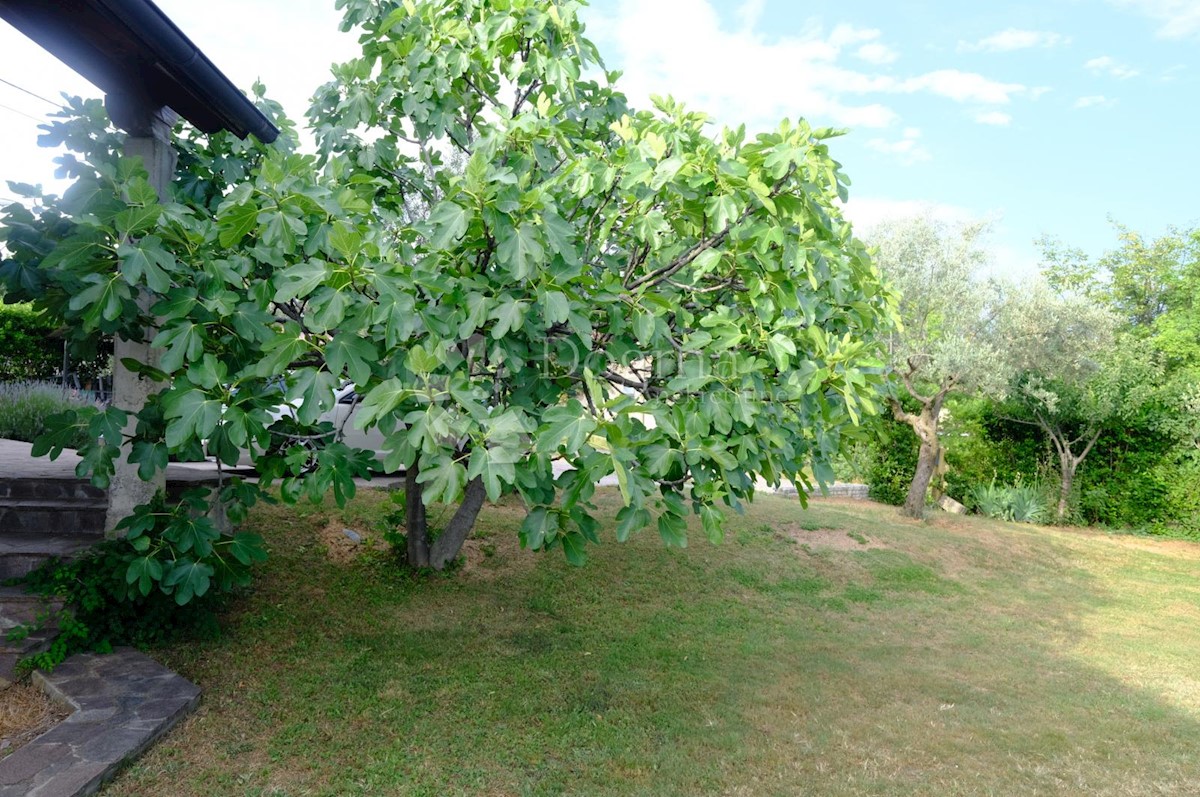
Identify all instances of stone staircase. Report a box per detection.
[0,477,106,684]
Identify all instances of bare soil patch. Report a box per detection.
[316,521,384,564]
[0,681,69,757]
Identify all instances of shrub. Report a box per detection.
[865,413,919,506]
[969,481,1010,519]
[14,487,269,671]
[0,381,99,448]
[0,303,60,381]
[942,398,1043,503]
[14,543,224,672]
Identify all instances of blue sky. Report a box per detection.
[2,0,1198,275]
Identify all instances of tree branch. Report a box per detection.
[626,167,795,291]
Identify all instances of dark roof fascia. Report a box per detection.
[0,0,278,142]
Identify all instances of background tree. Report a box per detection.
[1041,223,1200,365]
[866,215,1008,518]
[1037,224,1200,529]
[1,0,897,576]
[997,281,1164,521]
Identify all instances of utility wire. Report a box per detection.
[0,76,57,107]
[0,102,44,123]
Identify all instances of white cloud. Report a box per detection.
[1073,94,1118,108]
[856,42,899,65]
[958,29,1070,53]
[583,2,903,130]
[841,197,977,231]
[865,128,931,165]
[737,0,766,32]
[828,24,881,48]
[1160,63,1187,81]
[899,70,1028,104]
[584,1,1034,133]
[1084,55,1140,79]
[1108,0,1200,38]
[973,110,1012,126]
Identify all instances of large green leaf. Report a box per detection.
[536,401,596,454]
[162,559,214,605]
[467,445,517,501]
[415,455,467,505]
[496,223,544,280]
[217,202,261,247]
[326,333,376,385]
[152,321,205,373]
[163,388,223,449]
[427,201,470,249]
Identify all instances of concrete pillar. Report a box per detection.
[104,99,178,536]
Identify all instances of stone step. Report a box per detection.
[0,477,106,502]
[0,628,59,686]
[0,502,106,536]
[0,532,100,581]
[0,587,64,685]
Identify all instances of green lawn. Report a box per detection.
[106,490,1200,796]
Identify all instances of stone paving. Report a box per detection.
[0,439,236,483]
[0,649,200,797]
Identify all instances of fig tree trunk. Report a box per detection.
[404,464,487,570]
[405,463,430,567]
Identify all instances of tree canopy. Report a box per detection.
[0,0,897,579]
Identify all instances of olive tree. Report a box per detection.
[866,215,1008,518]
[2,0,896,578]
[999,280,1162,521]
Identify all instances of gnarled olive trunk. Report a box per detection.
[404,464,487,570]
[905,433,942,519]
[891,382,952,520]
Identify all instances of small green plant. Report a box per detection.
[381,489,408,551]
[968,479,1048,524]
[0,381,100,448]
[14,487,268,671]
[970,480,1011,520]
[1007,484,1048,524]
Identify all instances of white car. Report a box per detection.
[322,383,387,457]
[232,382,389,470]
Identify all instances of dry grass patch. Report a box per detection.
[0,681,69,757]
[778,522,887,551]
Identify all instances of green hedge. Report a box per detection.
[864,411,919,506]
[0,302,61,381]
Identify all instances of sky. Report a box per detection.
[1,0,1198,277]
